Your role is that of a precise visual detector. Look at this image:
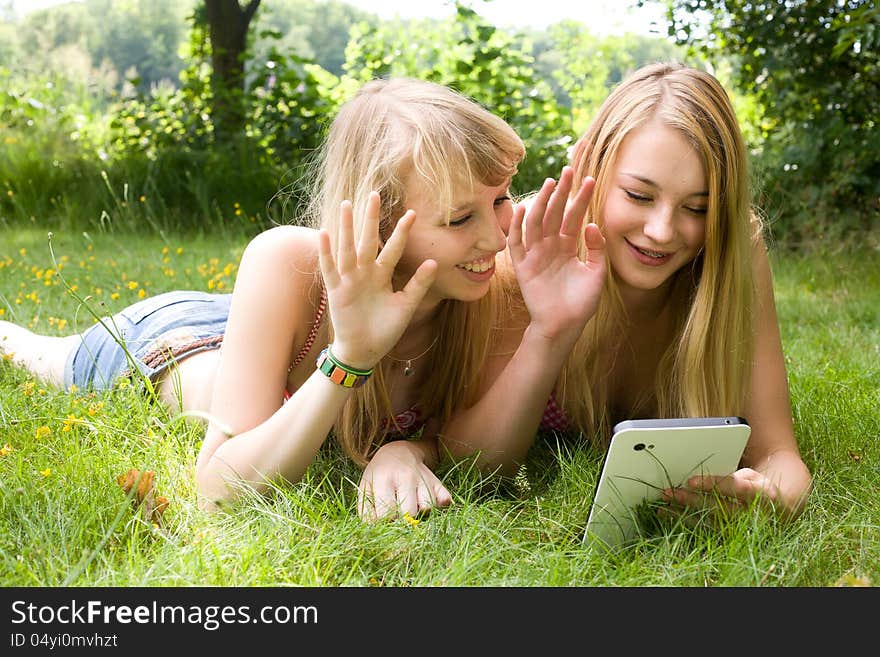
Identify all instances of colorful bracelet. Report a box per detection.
[316,347,373,388]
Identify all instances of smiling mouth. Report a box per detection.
[628,241,670,259]
[457,256,495,273]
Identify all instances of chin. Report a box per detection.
[447,283,492,303]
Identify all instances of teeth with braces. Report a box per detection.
[459,260,493,273]
[635,246,667,259]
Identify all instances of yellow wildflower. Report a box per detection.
[62,414,84,431]
[127,281,138,290]
[403,512,420,526]
[39,468,51,477]
[0,443,13,457]
[138,289,146,299]
[22,381,35,396]
[34,425,51,439]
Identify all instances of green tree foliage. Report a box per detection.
[250,0,375,76]
[2,0,719,234]
[343,3,574,194]
[661,0,880,239]
[532,21,683,134]
[8,0,192,92]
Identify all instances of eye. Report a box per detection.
[685,206,707,215]
[494,195,511,207]
[624,189,651,203]
[449,214,472,227]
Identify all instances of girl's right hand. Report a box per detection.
[318,191,438,370]
[508,167,606,344]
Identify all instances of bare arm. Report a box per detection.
[194,226,351,505]
[196,196,437,508]
[738,242,813,516]
[666,241,813,519]
[439,168,606,474]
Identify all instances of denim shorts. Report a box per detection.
[63,290,232,390]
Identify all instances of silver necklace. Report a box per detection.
[388,335,439,377]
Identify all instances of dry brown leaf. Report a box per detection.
[116,468,169,526]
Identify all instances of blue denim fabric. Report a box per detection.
[63,290,232,390]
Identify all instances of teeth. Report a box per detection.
[459,258,494,273]
[636,246,667,259]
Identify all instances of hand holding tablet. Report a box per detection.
[584,417,751,549]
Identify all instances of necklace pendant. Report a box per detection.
[404,360,414,377]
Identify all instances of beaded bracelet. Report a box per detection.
[315,347,373,388]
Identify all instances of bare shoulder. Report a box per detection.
[232,224,323,328]
[240,225,320,275]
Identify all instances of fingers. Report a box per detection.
[583,222,607,268]
[507,203,526,262]
[661,470,777,516]
[376,209,416,270]
[430,481,452,509]
[358,476,398,523]
[692,470,777,506]
[542,166,574,237]
[357,191,381,266]
[336,200,356,272]
[358,470,452,523]
[317,229,341,288]
[523,178,556,248]
[560,175,595,237]
[400,259,438,304]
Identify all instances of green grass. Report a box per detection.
[1,226,878,587]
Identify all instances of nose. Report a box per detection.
[643,204,675,244]
[477,211,508,254]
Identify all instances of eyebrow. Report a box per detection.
[621,172,708,197]
[449,180,513,213]
[449,201,474,215]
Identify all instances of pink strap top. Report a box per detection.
[283,286,572,436]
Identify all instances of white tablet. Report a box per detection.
[583,416,751,550]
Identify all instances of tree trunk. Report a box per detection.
[203,0,260,143]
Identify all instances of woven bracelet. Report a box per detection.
[316,347,373,388]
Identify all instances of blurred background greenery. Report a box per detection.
[1,0,877,246]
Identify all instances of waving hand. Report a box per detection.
[318,192,438,369]
[508,166,606,343]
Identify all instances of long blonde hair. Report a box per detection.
[559,62,760,442]
[303,77,525,465]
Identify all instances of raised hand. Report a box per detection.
[508,166,606,343]
[318,192,438,370]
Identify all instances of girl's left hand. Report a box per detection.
[357,440,452,523]
[661,467,782,517]
[508,166,606,343]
